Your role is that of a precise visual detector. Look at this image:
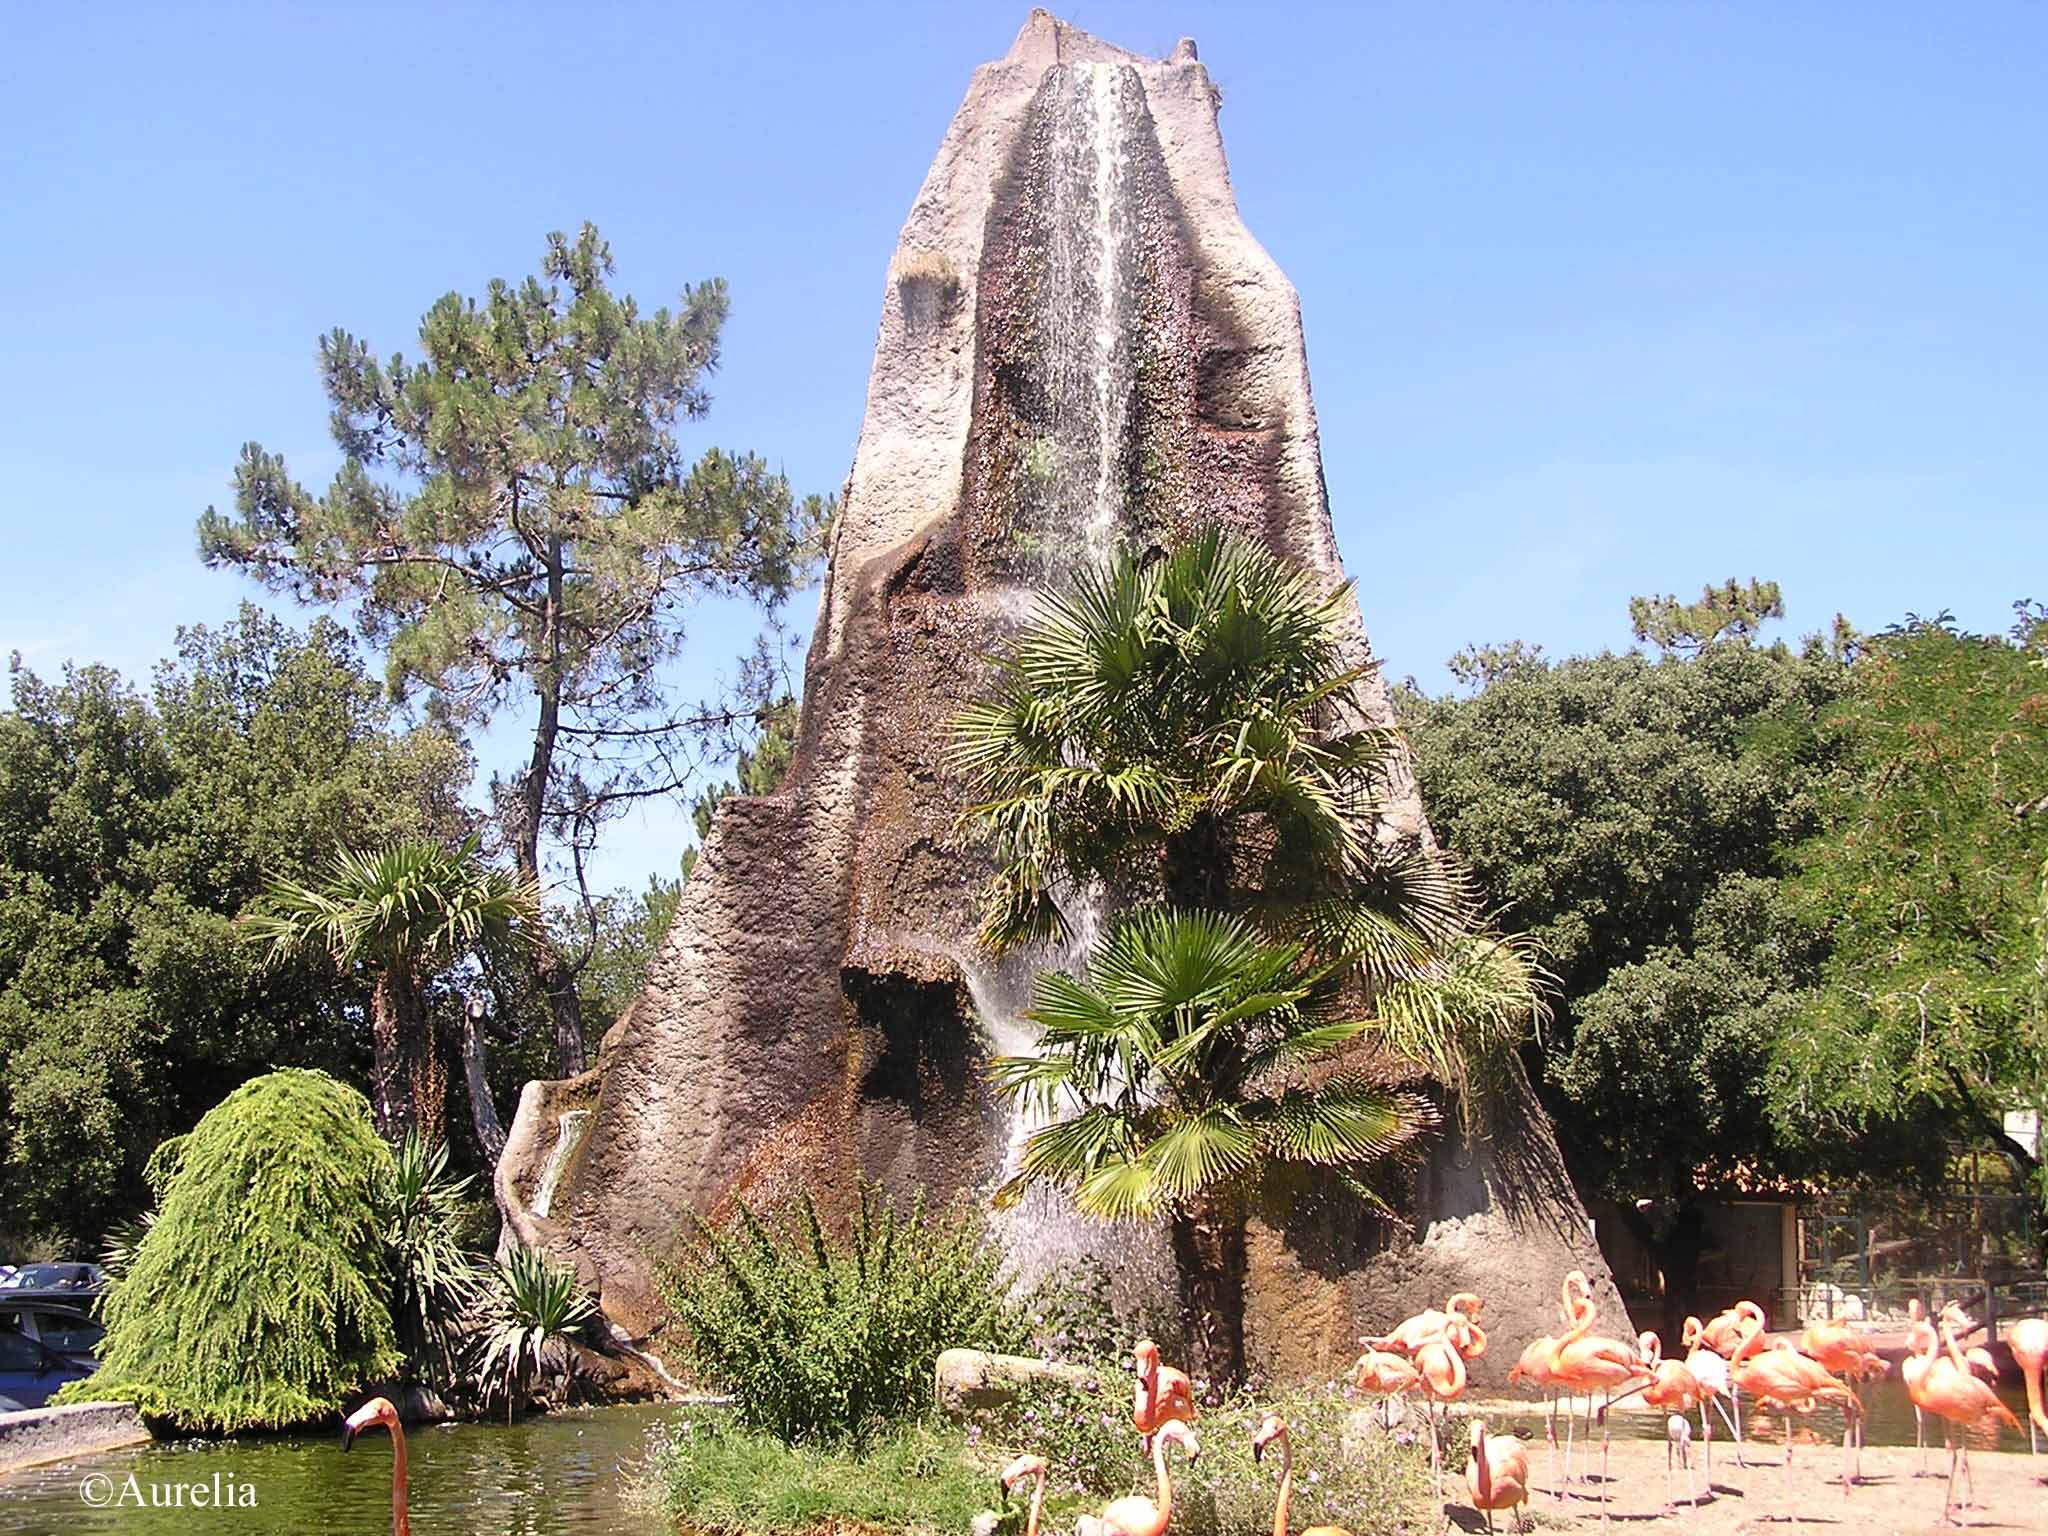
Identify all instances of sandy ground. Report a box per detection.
[1429,1434,2048,1535]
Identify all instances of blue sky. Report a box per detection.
[3,2,2041,895]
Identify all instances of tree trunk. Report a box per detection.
[1169,1189,1248,1388]
[368,973,415,1145]
[461,1009,507,1165]
[1162,816,1232,912]
[508,533,589,1078]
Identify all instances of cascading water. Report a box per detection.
[963,63,1169,1295]
[1032,62,1138,570]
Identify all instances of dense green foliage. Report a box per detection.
[1397,610,1859,1307]
[1773,609,2048,1206]
[661,1189,1026,1444]
[475,1242,602,1417]
[198,224,834,1079]
[57,1070,402,1431]
[992,907,1434,1217]
[0,609,464,1250]
[953,531,1544,1382]
[245,835,539,1143]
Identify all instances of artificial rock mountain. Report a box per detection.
[497,10,1625,1382]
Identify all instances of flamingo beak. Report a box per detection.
[341,1422,357,1452]
[1252,1441,1263,1464]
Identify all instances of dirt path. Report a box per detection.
[1431,1434,2048,1534]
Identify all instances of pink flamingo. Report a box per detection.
[1629,1330,1709,1509]
[1414,1322,1474,1493]
[1908,1307,2021,1524]
[1000,1454,1048,1536]
[1547,1274,1652,1515]
[1361,1291,1486,1357]
[1730,1302,1860,1521]
[1798,1316,1888,1480]
[1131,1339,1198,1451]
[341,1396,411,1536]
[1251,1414,1352,1536]
[1352,1344,1422,1429]
[2007,1315,2048,1459]
[1679,1315,1744,1471]
[1078,1418,1199,1536]
[1464,1417,1531,1534]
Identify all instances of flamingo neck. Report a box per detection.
[1026,1471,1045,1536]
[1474,1436,1493,1504]
[1733,1308,1767,1366]
[1151,1434,1174,1529]
[390,1421,410,1536]
[1270,1433,1291,1536]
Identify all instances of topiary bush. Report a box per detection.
[660,1187,1027,1443]
[55,1069,402,1431]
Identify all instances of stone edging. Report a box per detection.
[0,1401,151,1476]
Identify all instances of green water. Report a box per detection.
[0,1403,675,1536]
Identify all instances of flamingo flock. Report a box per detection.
[333,1294,2044,1536]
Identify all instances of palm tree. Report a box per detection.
[992,907,1438,1384]
[954,530,1550,1382]
[951,526,1469,955]
[244,834,541,1144]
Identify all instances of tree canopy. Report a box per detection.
[0,610,463,1250]
[1771,606,2048,1207]
[197,224,834,1079]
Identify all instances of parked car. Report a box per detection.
[0,1304,104,1366]
[0,1328,95,1409]
[0,1263,104,1294]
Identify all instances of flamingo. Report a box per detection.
[1729,1301,1860,1520]
[1361,1291,1485,1356]
[2007,1315,2048,1458]
[1077,1417,1199,1536]
[341,1396,411,1536]
[1908,1307,2022,1524]
[1414,1320,1477,1493]
[1131,1339,1198,1451]
[1351,1344,1422,1428]
[1547,1275,1652,1516]
[1679,1315,1744,1471]
[1000,1454,1048,1536]
[1798,1316,1888,1480]
[1505,1271,1586,1498]
[1250,1414,1350,1536]
[1626,1329,1712,1505]
[1464,1417,1530,1534]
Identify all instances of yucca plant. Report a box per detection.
[377,1132,483,1396]
[992,906,1437,1384]
[243,833,541,1143]
[475,1243,600,1421]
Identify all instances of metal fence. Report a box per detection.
[1799,1186,2045,1327]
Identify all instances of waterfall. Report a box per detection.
[1039,62,1136,569]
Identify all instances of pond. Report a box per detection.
[0,1403,676,1536]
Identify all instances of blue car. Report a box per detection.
[0,1327,96,1409]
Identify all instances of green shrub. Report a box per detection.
[55,1069,401,1431]
[650,1413,997,1535]
[378,1131,482,1394]
[475,1242,601,1418]
[660,1187,1028,1443]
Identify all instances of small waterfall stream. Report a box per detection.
[1038,62,1137,570]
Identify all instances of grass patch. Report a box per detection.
[651,1381,1434,1536]
[651,1415,998,1535]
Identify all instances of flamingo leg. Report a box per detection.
[1916,1404,1932,1478]
[1544,1390,1559,1501]
[1686,1436,1698,1514]
[1943,1432,1961,1527]
[1597,1396,1613,1526]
